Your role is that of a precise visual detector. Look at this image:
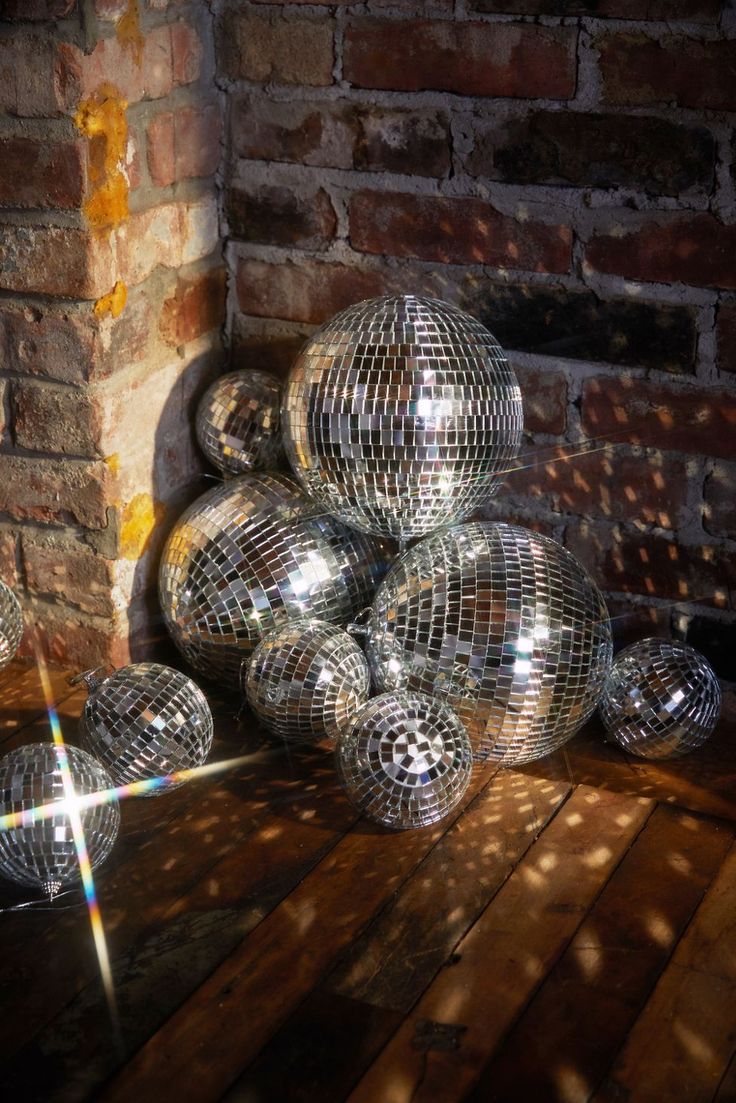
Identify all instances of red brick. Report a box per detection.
[0,529,18,589]
[73,24,178,104]
[604,597,673,653]
[717,302,736,374]
[94,0,128,16]
[581,376,736,462]
[0,35,81,116]
[147,111,175,187]
[0,455,111,528]
[171,20,204,86]
[565,521,736,611]
[505,446,688,528]
[1,0,76,16]
[598,33,736,112]
[513,365,567,435]
[125,126,142,189]
[0,223,112,299]
[470,0,721,18]
[228,182,336,250]
[231,97,356,168]
[22,533,114,617]
[231,328,309,381]
[222,11,334,86]
[17,606,121,670]
[174,104,221,180]
[704,462,736,540]
[236,258,396,325]
[344,18,576,99]
[159,268,226,347]
[350,190,572,273]
[586,214,736,291]
[355,108,450,178]
[13,380,103,457]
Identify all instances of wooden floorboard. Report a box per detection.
[1,663,736,1103]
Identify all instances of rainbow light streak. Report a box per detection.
[35,647,121,1043]
[0,753,254,834]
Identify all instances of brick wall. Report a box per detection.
[0,0,226,667]
[220,0,736,677]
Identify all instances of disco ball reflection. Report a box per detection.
[366,522,613,765]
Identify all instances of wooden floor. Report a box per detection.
[1,659,736,1103]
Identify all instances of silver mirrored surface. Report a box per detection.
[80,663,214,792]
[159,472,390,682]
[244,619,370,742]
[196,369,283,477]
[336,691,472,829]
[600,637,721,759]
[0,743,119,898]
[0,580,22,672]
[366,522,613,765]
[282,294,523,540]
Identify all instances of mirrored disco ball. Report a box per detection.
[366,522,613,765]
[159,471,390,682]
[600,637,721,759]
[196,369,283,477]
[80,663,214,793]
[0,743,120,898]
[0,580,23,671]
[243,619,370,742]
[336,692,472,829]
[282,294,523,541]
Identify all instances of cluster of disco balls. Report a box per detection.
[0,294,725,901]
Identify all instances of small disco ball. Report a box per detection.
[336,692,472,830]
[79,663,214,793]
[365,522,613,765]
[159,471,390,682]
[600,637,721,759]
[196,369,283,477]
[243,619,370,742]
[0,580,23,671]
[0,743,120,898]
[282,294,523,542]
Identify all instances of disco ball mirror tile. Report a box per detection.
[196,369,283,476]
[366,522,613,765]
[80,663,214,792]
[159,471,390,682]
[244,619,370,742]
[282,294,524,541]
[0,580,23,671]
[600,637,721,759]
[0,743,120,897]
[336,692,472,829]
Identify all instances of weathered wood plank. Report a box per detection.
[468,805,734,1103]
[347,785,654,1103]
[224,771,571,1103]
[594,841,736,1103]
[99,764,499,1103]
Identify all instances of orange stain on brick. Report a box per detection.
[94,281,127,319]
[74,84,129,231]
[105,453,121,477]
[120,493,165,560]
[117,0,144,65]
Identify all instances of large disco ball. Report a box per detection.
[159,472,390,682]
[196,369,283,476]
[243,619,370,742]
[600,638,721,759]
[0,580,23,671]
[0,743,120,898]
[282,295,523,541]
[365,522,613,765]
[80,663,214,793]
[336,691,472,829]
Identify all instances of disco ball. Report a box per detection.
[282,294,523,541]
[365,522,613,765]
[159,471,390,682]
[336,692,472,829]
[0,743,120,898]
[80,663,214,793]
[196,369,283,476]
[243,619,370,742]
[600,637,721,759]
[0,580,23,671]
